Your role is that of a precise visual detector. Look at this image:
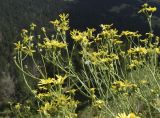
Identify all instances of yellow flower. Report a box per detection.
[37,92,53,99]
[121,31,141,38]
[116,113,128,118]
[21,29,28,36]
[41,27,46,33]
[24,46,36,56]
[42,38,67,49]
[50,19,60,27]
[88,50,118,65]
[59,13,69,21]
[30,23,37,30]
[116,113,140,118]
[137,47,147,55]
[128,63,135,69]
[70,29,83,42]
[138,3,157,13]
[128,59,144,69]
[140,38,148,44]
[93,100,105,109]
[50,13,69,34]
[146,7,157,12]
[146,32,154,38]
[112,80,137,93]
[55,75,67,85]
[65,89,77,95]
[128,47,147,55]
[90,88,96,94]
[38,78,55,86]
[112,81,126,88]
[110,53,119,60]
[86,28,96,39]
[100,58,112,63]
[100,24,113,30]
[100,28,119,39]
[112,39,123,45]
[70,29,92,46]
[15,103,21,110]
[94,34,102,41]
[154,48,160,54]
[14,41,23,50]
[128,113,140,118]
[40,102,52,112]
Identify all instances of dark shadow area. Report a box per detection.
[68,0,160,35]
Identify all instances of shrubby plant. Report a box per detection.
[13,3,160,118]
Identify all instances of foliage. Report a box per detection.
[12,3,160,118]
[0,1,69,111]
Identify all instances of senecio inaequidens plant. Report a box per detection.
[12,3,160,118]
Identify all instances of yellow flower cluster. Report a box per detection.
[100,24,113,30]
[94,24,120,42]
[92,99,105,109]
[112,39,123,45]
[39,93,78,117]
[128,59,144,69]
[40,38,67,49]
[88,50,119,65]
[14,28,37,56]
[91,50,108,57]
[138,3,157,14]
[37,92,54,99]
[38,75,67,86]
[116,112,140,118]
[70,28,95,45]
[30,23,37,31]
[112,80,137,94]
[70,29,87,42]
[86,28,96,39]
[38,78,55,86]
[100,28,119,39]
[14,41,24,50]
[13,5,160,117]
[14,41,35,56]
[20,29,35,43]
[70,24,122,48]
[128,47,147,55]
[121,31,141,38]
[50,13,69,34]
[145,32,154,38]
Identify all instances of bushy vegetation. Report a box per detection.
[11,3,160,118]
[0,0,69,114]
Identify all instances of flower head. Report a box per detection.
[38,78,55,86]
[138,3,157,14]
[116,112,140,118]
[116,113,128,118]
[42,38,67,49]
